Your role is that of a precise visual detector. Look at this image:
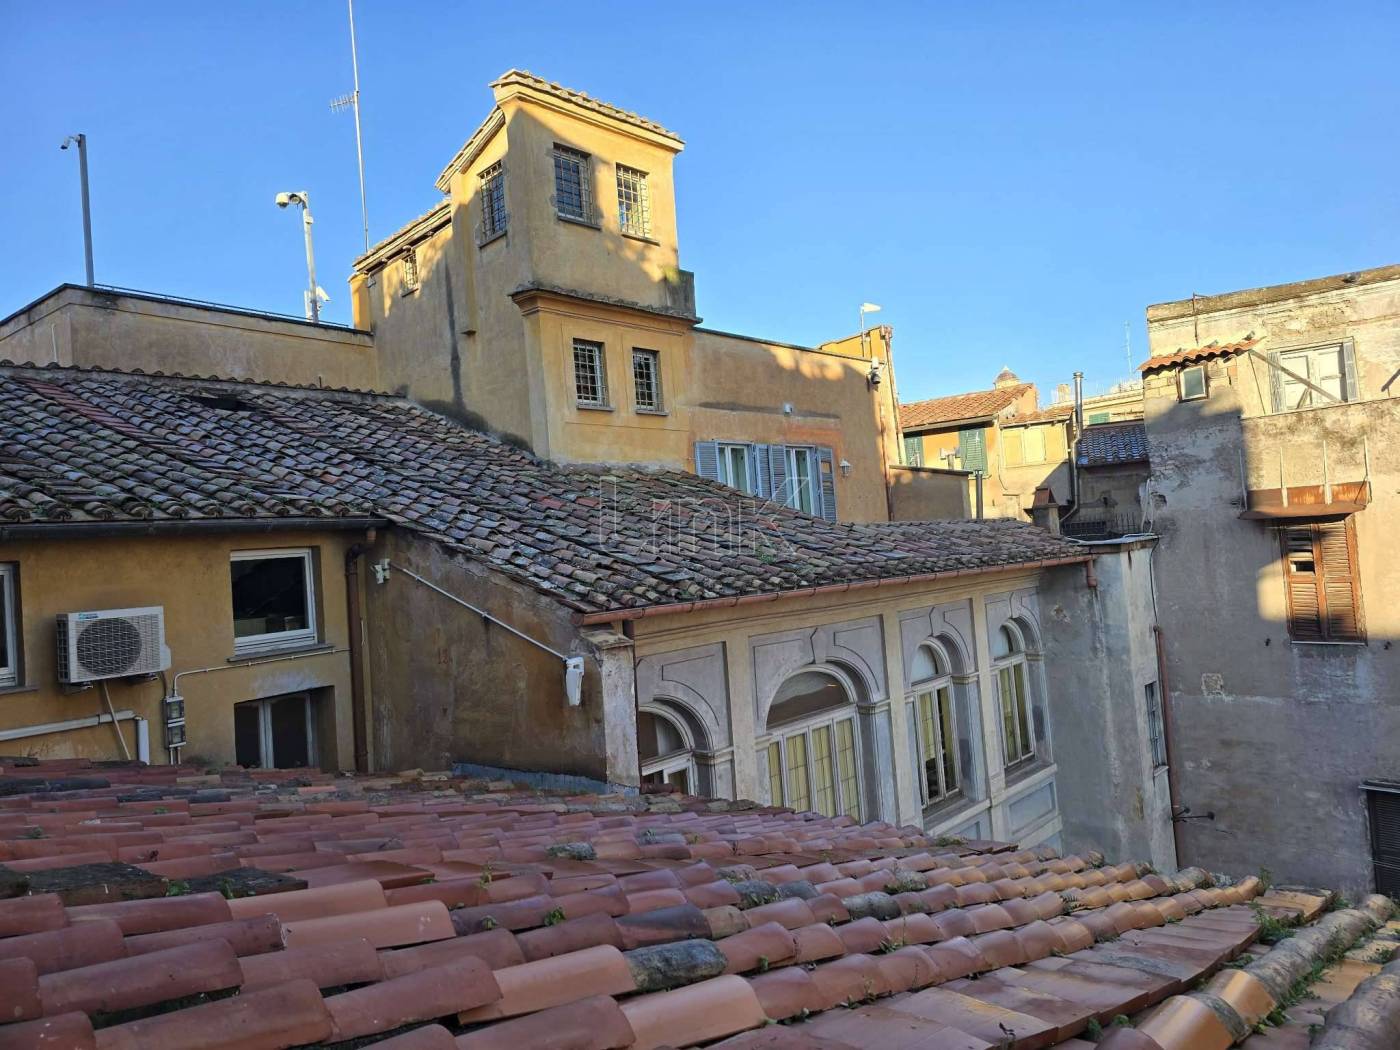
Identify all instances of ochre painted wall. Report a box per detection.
[0,530,363,769]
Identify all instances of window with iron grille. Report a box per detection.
[478,161,507,242]
[1280,519,1364,642]
[572,339,608,407]
[1145,681,1166,769]
[616,165,651,237]
[552,145,594,223]
[632,348,662,411]
[401,248,419,294]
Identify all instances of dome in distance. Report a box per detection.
[993,366,1021,389]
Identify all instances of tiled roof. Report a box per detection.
[900,384,1032,430]
[0,364,1087,618]
[490,70,682,142]
[1137,337,1259,374]
[1002,405,1073,427]
[0,757,1388,1050]
[1077,421,1149,467]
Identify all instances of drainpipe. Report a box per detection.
[345,536,372,773]
[1061,371,1085,526]
[1153,623,1186,865]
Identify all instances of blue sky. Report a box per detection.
[4,2,1398,402]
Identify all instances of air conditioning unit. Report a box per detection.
[56,607,171,685]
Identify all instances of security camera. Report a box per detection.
[275,192,295,208]
[59,140,69,151]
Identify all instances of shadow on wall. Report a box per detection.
[1148,372,1399,896]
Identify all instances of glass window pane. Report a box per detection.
[835,719,860,819]
[769,671,849,728]
[231,555,309,640]
[999,667,1018,762]
[1013,663,1032,760]
[938,687,958,792]
[811,726,835,817]
[785,733,810,811]
[767,742,784,806]
[918,692,940,800]
[790,449,816,514]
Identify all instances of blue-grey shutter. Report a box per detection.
[694,440,720,482]
[767,445,790,506]
[752,444,771,499]
[902,434,923,467]
[1341,340,1358,401]
[958,427,987,473]
[816,447,838,521]
[1268,352,1284,413]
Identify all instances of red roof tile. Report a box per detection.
[1137,337,1259,374]
[900,384,1032,429]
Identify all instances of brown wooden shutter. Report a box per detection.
[1280,520,1364,642]
[1317,520,1364,641]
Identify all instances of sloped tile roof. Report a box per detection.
[1137,337,1258,374]
[1077,421,1149,467]
[0,756,1380,1050]
[1002,404,1073,427]
[900,384,1031,430]
[490,70,681,142]
[0,365,1086,617]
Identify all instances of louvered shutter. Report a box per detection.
[694,440,720,482]
[753,444,771,501]
[1317,520,1363,641]
[1268,352,1285,413]
[958,427,987,473]
[902,435,922,467]
[816,447,838,521]
[1367,790,1400,897]
[1281,525,1324,641]
[1341,340,1359,401]
[767,445,790,507]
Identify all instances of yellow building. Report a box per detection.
[349,71,921,524]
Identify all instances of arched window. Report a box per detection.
[908,643,959,807]
[638,708,694,793]
[993,623,1034,769]
[764,670,861,820]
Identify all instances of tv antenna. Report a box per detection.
[330,0,369,253]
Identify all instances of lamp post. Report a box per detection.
[60,134,94,287]
[275,191,324,322]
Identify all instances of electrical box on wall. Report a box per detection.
[56,607,171,684]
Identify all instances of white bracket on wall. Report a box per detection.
[372,559,391,584]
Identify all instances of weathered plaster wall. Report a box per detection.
[363,531,636,788]
[0,287,376,390]
[1077,464,1148,527]
[1145,269,1400,896]
[0,529,362,769]
[888,466,971,520]
[1038,542,1175,870]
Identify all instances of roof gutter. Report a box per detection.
[0,516,391,541]
[573,553,1094,625]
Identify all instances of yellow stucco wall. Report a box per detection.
[0,530,364,769]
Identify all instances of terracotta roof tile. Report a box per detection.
[900,383,1031,429]
[1137,336,1259,374]
[0,364,1087,616]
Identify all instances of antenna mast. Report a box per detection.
[1124,321,1133,376]
[331,0,370,253]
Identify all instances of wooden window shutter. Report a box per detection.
[816,447,838,522]
[1281,519,1364,642]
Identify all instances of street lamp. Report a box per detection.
[275,191,329,322]
[60,134,94,287]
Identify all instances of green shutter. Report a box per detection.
[958,427,987,473]
[902,434,923,467]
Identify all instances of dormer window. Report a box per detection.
[617,165,651,238]
[552,145,596,225]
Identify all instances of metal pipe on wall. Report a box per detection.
[345,539,370,773]
[1153,623,1186,865]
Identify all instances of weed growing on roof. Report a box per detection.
[1249,902,1297,945]
[1326,893,1353,912]
[22,827,42,839]
[1255,939,1351,1032]
[1257,866,1274,892]
[639,828,659,844]
[756,955,770,973]
[165,880,191,897]
[877,937,905,954]
[479,916,498,930]
[543,907,565,926]
[153,807,169,815]
[1085,1019,1104,1040]
[1111,1014,1132,1027]
[217,878,237,900]
[933,835,966,848]
[477,863,494,887]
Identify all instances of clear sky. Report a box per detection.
[4,2,1398,402]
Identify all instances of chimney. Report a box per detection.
[1031,486,1061,535]
[1073,371,1085,435]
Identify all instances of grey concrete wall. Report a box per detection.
[1145,271,1400,897]
[363,531,637,788]
[1038,542,1176,870]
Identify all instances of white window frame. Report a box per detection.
[230,549,318,656]
[638,705,696,792]
[1145,681,1167,769]
[1178,365,1207,402]
[631,348,663,412]
[717,443,756,494]
[0,565,17,688]
[907,645,960,809]
[236,693,316,769]
[787,446,819,515]
[1274,343,1352,411]
[993,623,1035,770]
[616,164,652,238]
[572,339,609,408]
[763,711,862,820]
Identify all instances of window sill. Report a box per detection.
[556,212,601,230]
[400,287,419,298]
[575,403,614,413]
[621,230,659,246]
[1002,756,1049,789]
[228,641,331,664]
[634,407,668,417]
[0,682,37,697]
[1289,639,1367,647]
[922,792,968,822]
[477,229,507,249]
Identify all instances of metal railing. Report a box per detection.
[1062,510,1145,540]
